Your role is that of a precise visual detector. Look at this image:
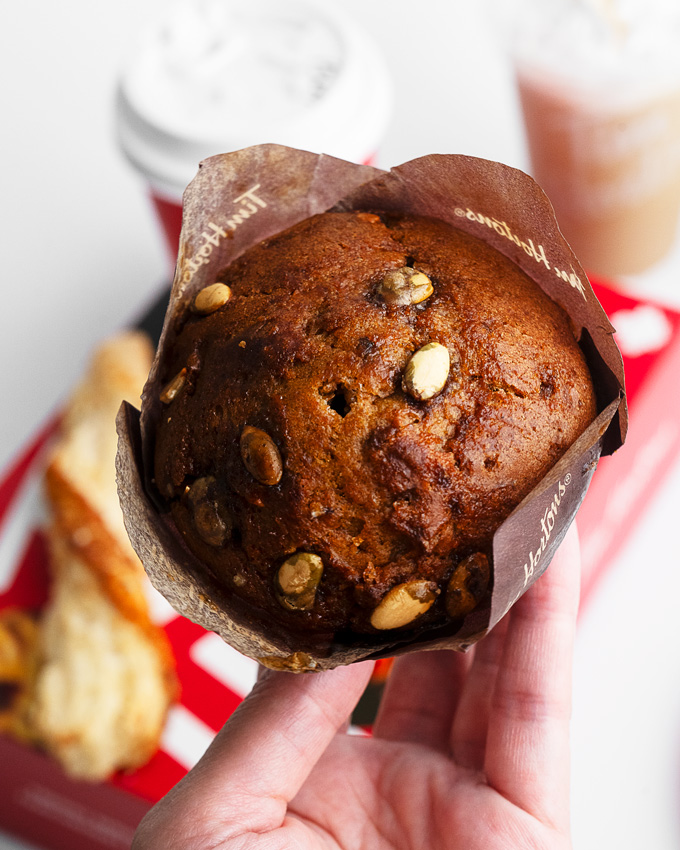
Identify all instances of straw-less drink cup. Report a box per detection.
[116,0,393,257]
[501,0,680,280]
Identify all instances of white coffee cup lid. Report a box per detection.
[116,0,393,199]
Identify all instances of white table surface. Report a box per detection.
[2,1,680,848]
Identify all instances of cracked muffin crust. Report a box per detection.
[152,210,596,645]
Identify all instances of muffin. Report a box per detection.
[150,209,596,652]
[117,145,625,671]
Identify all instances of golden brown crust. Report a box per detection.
[151,212,596,644]
[43,330,176,675]
[0,608,40,742]
[45,464,150,622]
[29,529,176,780]
[49,331,155,557]
[43,462,175,674]
[4,331,177,780]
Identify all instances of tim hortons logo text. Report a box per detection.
[522,474,572,587]
[454,207,587,300]
[182,184,267,283]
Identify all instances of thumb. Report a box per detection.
[134,660,374,848]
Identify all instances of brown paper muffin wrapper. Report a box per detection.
[117,144,627,670]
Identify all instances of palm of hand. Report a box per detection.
[286,725,565,850]
[134,529,578,850]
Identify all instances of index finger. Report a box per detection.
[483,523,581,833]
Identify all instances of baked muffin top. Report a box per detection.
[152,211,595,647]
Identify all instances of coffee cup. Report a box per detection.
[116,0,393,258]
[499,0,680,280]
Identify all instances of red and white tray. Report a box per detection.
[1,279,679,850]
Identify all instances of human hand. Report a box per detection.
[133,526,580,850]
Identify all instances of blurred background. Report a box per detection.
[2,1,680,847]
